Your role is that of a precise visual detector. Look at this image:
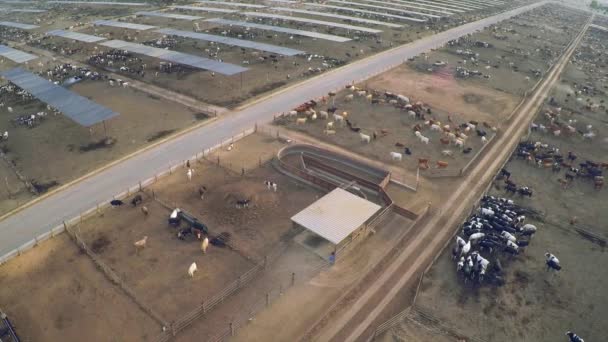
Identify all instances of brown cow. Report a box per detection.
[436,161,448,168]
[418,158,429,169]
[440,137,450,145]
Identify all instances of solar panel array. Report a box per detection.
[304,3,426,23]
[205,18,352,42]
[0,68,119,126]
[172,5,237,13]
[242,11,382,33]
[93,19,156,30]
[47,29,106,42]
[0,21,39,29]
[270,7,402,28]
[328,0,441,18]
[48,1,149,6]
[135,11,202,20]
[196,0,266,8]
[0,44,37,63]
[99,40,248,75]
[157,28,304,56]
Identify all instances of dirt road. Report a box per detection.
[310,14,593,342]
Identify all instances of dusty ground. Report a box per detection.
[382,24,607,342]
[412,218,607,342]
[0,77,202,215]
[409,5,588,97]
[0,132,329,341]
[76,197,256,320]
[147,133,323,260]
[0,234,159,342]
[279,73,502,174]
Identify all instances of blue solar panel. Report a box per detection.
[0,68,119,126]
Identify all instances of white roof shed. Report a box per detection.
[291,188,381,245]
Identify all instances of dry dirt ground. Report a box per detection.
[24,0,528,108]
[0,234,159,342]
[0,132,327,341]
[411,218,607,342]
[409,5,589,97]
[277,4,587,177]
[0,77,202,215]
[381,23,607,342]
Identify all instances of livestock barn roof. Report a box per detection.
[291,188,381,245]
[0,68,119,126]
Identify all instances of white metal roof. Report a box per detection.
[291,188,381,245]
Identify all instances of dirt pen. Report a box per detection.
[0,130,335,342]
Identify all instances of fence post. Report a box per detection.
[139,181,142,191]
[263,256,268,269]
[266,293,270,307]
[230,322,235,336]
[202,300,206,314]
[291,272,295,286]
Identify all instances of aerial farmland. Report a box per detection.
[0,1,604,342]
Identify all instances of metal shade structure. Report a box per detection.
[196,0,267,8]
[135,11,202,20]
[291,188,381,245]
[93,19,156,30]
[156,28,304,56]
[48,1,149,6]
[241,11,383,33]
[99,40,248,75]
[47,29,106,42]
[205,18,352,42]
[304,3,426,23]
[172,5,237,13]
[0,21,39,29]
[0,68,119,127]
[328,0,444,17]
[0,8,47,13]
[0,45,37,63]
[270,7,402,28]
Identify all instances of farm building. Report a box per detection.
[291,187,381,258]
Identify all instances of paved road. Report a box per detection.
[312,14,592,342]
[0,1,545,259]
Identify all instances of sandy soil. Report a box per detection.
[0,79,201,215]
[147,133,323,260]
[0,234,159,342]
[76,197,255,320]
[366,64,519,124]
[409,6,588,97]
[279,79,500,174]
[414,219,608,342]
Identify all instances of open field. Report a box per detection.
[0,76,203,215]
[277,3,588,175]
[0,132,330,341]
[380,20,607,342]
[0,234,159,342]
[411,217,607,342]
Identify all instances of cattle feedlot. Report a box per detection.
[0,1,605,342]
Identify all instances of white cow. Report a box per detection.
[360,133,371,143]
[390,152,402,161]
[188,262,197,277]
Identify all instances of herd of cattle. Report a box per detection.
[452,195,545,286]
